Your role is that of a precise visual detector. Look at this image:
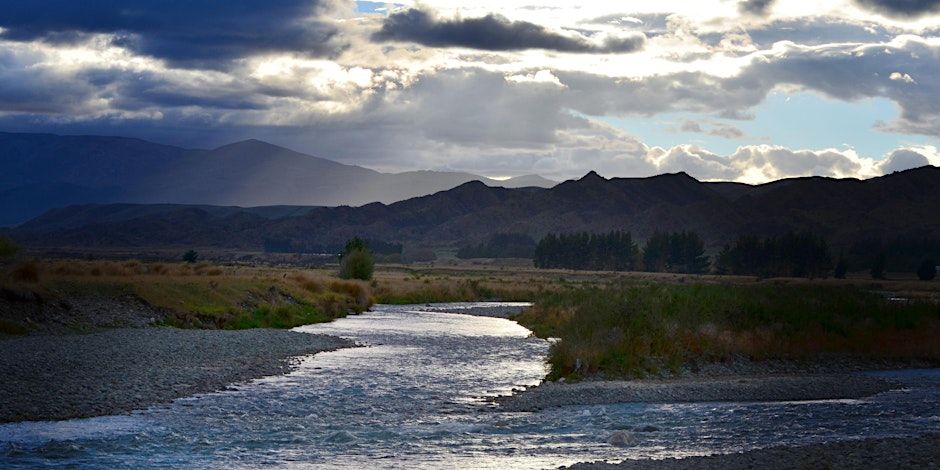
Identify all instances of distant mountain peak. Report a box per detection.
[213,138,287,153]
[579,170,607,182]
[454,179,490,190]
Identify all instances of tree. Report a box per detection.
[182,250,199,263]
[642,231,669,272]
[917,258,937,281]
[870,252,886,280]
[339,237,374,280]
[833,255,848,279]
[0,235,19,260]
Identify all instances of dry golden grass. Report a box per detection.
[1,259,373,330]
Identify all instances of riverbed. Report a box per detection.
[1,303,937,468]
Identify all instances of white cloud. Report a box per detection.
[889,71,916,83]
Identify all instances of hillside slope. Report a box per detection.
[12,166,940,251]
[0,132,555,225]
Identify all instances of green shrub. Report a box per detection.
[340,249,374,280]
[338,237,374,280]
[182,250,199,263]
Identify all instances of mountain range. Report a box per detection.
[0,132,555,226]
[11,165,940,253]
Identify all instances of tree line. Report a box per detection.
[534,230,937,280]
[714,232,831,278]
[457,233,536,259]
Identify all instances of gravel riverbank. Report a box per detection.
[567,434,940,469]
[0,328,353,422]
[495,374,898,412]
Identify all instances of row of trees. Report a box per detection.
[714,232,832,278]
[642,231,710,274]
[848,237,940,271]
[457,233,536,259]
[533,230,936,280]
[534,231,711,273]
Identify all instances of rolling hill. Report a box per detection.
[0,132,555,226]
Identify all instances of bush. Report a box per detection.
[0,236,20,260]
[182,250,199,263]
[917,258,937,281]
[340,249,374,280]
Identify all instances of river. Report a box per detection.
[1,303,938,468]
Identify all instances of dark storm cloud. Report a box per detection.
[738,0,776,16]
[0,0,344,68]
[372,9,644,53]
[855,0,940,17]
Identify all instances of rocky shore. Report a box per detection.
[495,374,898,412]
[0,328,353,422]
[568,434,940,469]
[0,287,168,335]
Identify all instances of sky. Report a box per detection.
[1,0,940,182]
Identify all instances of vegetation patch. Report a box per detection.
[514,282,940,380]
[2,260,373,331]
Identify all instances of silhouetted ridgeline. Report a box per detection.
[9,166,940,264]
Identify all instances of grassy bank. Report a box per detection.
[514,282,940,380]
[1,260,372,331]
[370,269,543,304]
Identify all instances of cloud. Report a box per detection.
[877,148,930,173]
[738,0,776,16]
[889,71,917,83]
[678,120,746,139]
[709,123,746,139]
[855,0,940,17]
[680,121,704,133]
[372,8,645,53]
[0,0,344,68]
[651,144,877,182]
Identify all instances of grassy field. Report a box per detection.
[4,258,939,379]
[1,259,372,331]
[513,282,940,380]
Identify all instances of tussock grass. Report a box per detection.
[514,282,940,380]
[372,274,539,304]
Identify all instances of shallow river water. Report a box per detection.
[1,303,938,469]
